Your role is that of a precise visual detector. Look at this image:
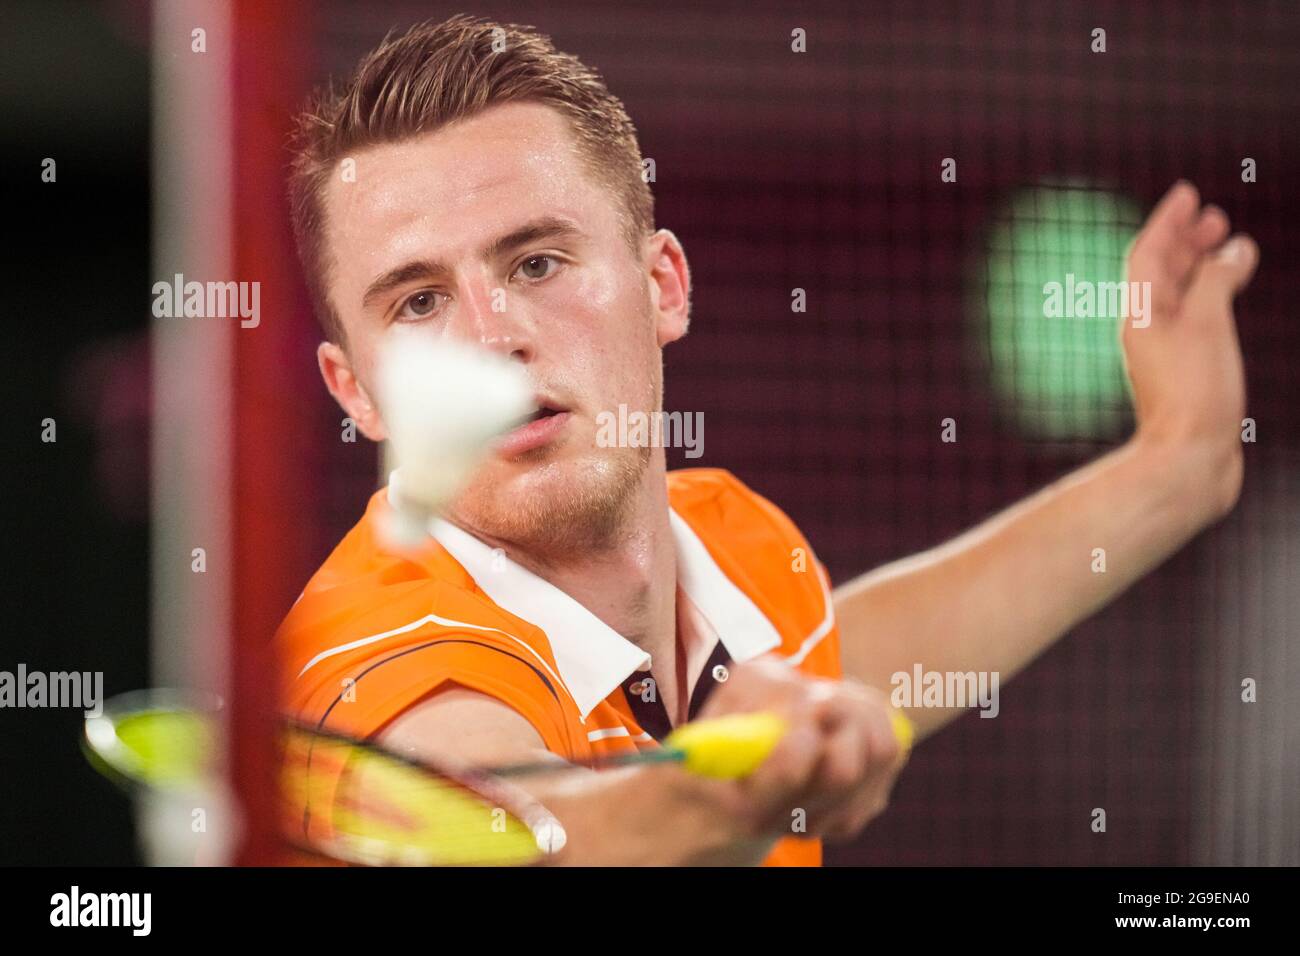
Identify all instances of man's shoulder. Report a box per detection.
[668,468,835,655]
[667,467,815,554]
[276,487,533,663]
[286,487,454,605]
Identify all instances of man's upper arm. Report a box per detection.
[377,686,558,768]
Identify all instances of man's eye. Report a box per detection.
[515,255,559,281]
[397,290,443,320]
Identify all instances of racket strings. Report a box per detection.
[282,729,544,866]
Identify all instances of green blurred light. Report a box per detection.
[979,183,1142,440]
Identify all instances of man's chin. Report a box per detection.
[448,450,646,554]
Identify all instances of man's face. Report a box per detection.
[317,102,687,553]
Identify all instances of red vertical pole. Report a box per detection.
[229,0,314,866]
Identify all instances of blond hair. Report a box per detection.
[288,14,655,343]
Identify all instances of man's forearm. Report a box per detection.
[833,431,1239,742]
[529,764,779,866]
[379,685,789,864]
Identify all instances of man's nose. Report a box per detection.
[445,279,534,364]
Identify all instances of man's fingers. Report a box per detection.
[1129,184,1256,321]
[1151,179,1199,226]
[804,703,904,840]
[1165,202,1228,286]
[1162,204,1209,285]
[1192,204,1230,251]
[1128,181,1202,313]
[699,665,912,843]
[1193,234,1260,305]
[810,706,870,793]
[742,718,822,804]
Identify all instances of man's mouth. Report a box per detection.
[494,397,572,457]
[525,404,564,423]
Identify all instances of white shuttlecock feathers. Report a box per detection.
[377,338,535,547]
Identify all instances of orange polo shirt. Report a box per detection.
[277,467,842,866]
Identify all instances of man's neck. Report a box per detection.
[456,455,682,712]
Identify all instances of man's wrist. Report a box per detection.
[657,767,787,865]
[1129,423,1244,524]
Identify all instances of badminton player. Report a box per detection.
[276,16,1258,865]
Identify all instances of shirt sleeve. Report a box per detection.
[284,625,582,760]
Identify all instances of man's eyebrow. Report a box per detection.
[360,217,585,312]
[361,259,448,311]
[485,215,586,260]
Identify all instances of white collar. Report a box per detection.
[420,499,783,721]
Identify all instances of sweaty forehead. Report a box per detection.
[322,102,606,268]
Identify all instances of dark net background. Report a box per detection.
[301,0,1299,865]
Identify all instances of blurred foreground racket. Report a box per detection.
[84,692,807,865]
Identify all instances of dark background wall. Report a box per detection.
[3,0,152,864]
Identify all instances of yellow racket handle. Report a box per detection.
[665,712,788,779]
[889,708,915,755]
[665,707,915,780]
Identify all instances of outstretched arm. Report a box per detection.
[834,181,1259,742]
[377,661,910,864]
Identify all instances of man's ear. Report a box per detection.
[317,341,387,442]
[644,229,691,346]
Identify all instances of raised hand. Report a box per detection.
[1122,181,1259,517]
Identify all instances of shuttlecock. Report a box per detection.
[377,338,534,547]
